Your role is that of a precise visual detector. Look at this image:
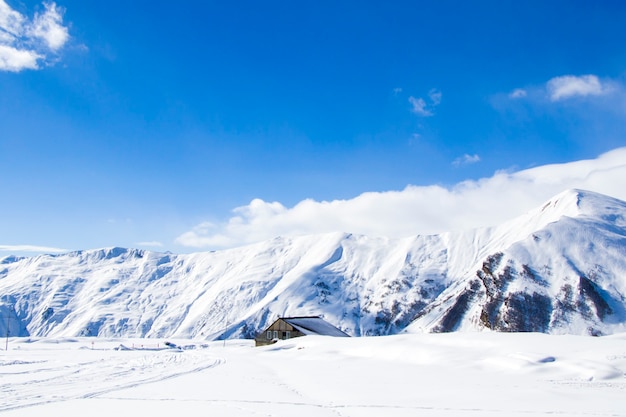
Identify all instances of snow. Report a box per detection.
[281,317,349,336]
[1,333,625,416]
[1,189,626,339]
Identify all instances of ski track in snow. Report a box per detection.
[92,396,625,416]
[1,334,625,416]
[0,345,224,412]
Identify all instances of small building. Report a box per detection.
[255,316,349,346]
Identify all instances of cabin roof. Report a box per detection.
[280,316,349,337]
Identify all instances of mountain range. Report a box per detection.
[1,189,625,339]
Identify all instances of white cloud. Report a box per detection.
[30,2,69,51]
[0,29,14,43]
[176,221,236,248]
[136,241,164,248]
[408,96,431,116]
[507,74,624,104]
[0,44,41,71]
[0,244,68,253]
[408,133,421,145]
[509,88,527,99]
[0,0,25,37]
[428,88,442,105]
[546,74,610,101]
[409,88,442,117]
[175,147,626,249]
[0,0,69,72]
[452,153,481,167]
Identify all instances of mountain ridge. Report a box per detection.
[1,189,625,339]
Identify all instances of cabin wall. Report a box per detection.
[254,319,305,346]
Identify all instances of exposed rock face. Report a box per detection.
[1,189,626,339]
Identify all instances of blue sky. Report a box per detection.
[2,1,626,255]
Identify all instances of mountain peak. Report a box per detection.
[536,188,582,216]
[551,189,626,226]
[508,189,625,237]
[1,189,626,339]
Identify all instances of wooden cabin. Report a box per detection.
[255,316,349,346]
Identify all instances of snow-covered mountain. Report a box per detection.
[1,189,625,339]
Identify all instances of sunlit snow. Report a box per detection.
[1,189,625,340]
[1,333,625,416]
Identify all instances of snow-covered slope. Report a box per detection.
[409,189,626,335]
[1,189,625,339]
[3,334,626,416]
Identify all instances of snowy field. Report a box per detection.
[1,333,625,416]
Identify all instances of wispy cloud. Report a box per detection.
[135,241,164,248]
[546,74,611,101]
[453,153,481,167]
[409,88,441,117]
[176,221,239,248]
[507,74,621,104]
[509,88,527,99]
[0,244,68,253]
[175,147,626,249]
[0,0,24,37]
[408,96,431,116]
[428,88,442,105]
[0,0,70,72]
[408,133,421,146]
[30,2,69,51]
